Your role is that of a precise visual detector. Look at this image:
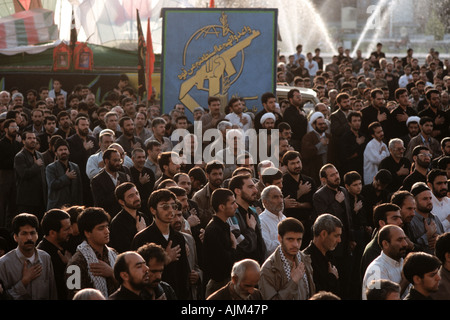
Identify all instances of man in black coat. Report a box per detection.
[14,131,47,220]
[67,116,99,206]
[91,149,130,219]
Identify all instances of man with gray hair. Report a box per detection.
[259,185,286,257]
[207,259,262,300]
[303,213,342,297]
[379,138,411,193]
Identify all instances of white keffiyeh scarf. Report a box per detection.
[279,246,309,296]
[77,240,117,298]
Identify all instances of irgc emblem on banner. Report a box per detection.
[161,8,278,120]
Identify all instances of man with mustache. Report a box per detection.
[136,242,177,300]
[14,131,47,221]
[67,116,99,206]
[45,139,82,210]
[427,169,450,233]
[409,182,445,254]
[313,163,354,299]
[109,182,149,254]
[228,174,266,266]
[361,224,410,300]
[303,213,343,298]
[0,213,57,299]
[109,251,150,300]
[65,207,118,299]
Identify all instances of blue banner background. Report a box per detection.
[161,8,278,122]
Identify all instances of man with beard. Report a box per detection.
[405,117,441,162]
[0,213,57,299]
[313,164,354,298]
[14,131,47,220]
[225,97,252,132]
[339,111,366,178]
[281,151,315,248]
[259,185,286,258]
[207,259,262,300]
[109,251,151,300]
[0,119,22,229]
[91,149,130,219]
[390,190,425,254]
[259,217,315,300]
[363,122,390,186]
[116,116,143,156]
[301,112,331,186]
[170,200,203,300]
[228,174,266,266]
[282,89,308,152]
[361,225,409,300]
[129,148,155,220]
[25,109,44,135]
[403,251,442,300]
[419,89,448,142]
[136,242,177,300]
[192,160,224,229]
[37,209,73,300]
[401,146,432,192]
[109,182,149,254]
[154,151,181,190]
[67,116,99,206]
[37,115,57,152]
[409,182,445,254]
[65,207,118,299]
[131,189,190,300]
[45,138,82,210]
[379,138,411,193]
[303,213,343,297]
[389,88,418,139]
[54,111,75,140]
[360,203,404,281]
[427,169,450,232]
[431,137,450,169]
[401,116,420,150]
[329,93,352,169]
[361,89,390,139]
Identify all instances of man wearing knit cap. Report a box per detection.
[408,182,445,254]
[46,138,83,210]
[301,112,330,186]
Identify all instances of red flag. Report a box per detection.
[136,9,146,101]
[146,17,155,102]
[209,0,215,8]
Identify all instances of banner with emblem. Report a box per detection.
[160,8,278,121]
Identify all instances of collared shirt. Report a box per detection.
[409,211,445,254]
[0,247,57,300]
[362,251,403,300]
[431,194,450,233]
[259,209,286,257]
[225,112,252,131]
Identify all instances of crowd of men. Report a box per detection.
[0,43,449,301]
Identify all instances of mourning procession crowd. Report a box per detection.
[0,42,450,302]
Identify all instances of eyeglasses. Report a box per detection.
[158,203,178,210]
[418,153,432,158]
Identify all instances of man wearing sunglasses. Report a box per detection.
[131,189,190,300]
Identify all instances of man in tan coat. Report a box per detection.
[259,217,315,300]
